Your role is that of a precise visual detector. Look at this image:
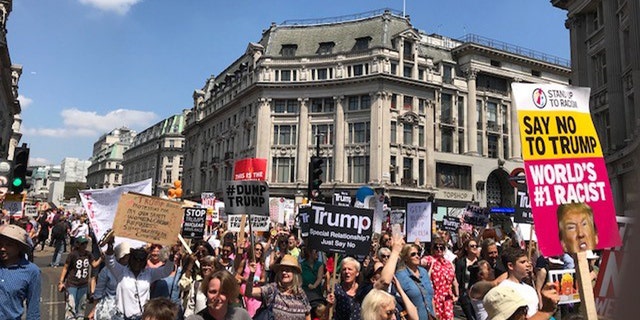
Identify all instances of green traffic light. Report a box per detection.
[12,177,24,187]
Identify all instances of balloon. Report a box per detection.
[174,180,182,188]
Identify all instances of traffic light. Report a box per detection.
[308,156,324,200]
[11,144,31,194]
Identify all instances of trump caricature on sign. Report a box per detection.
[557,202,599,253]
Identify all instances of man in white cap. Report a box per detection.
[0,224,41,320]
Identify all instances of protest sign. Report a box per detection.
[332,191,352,207]
[442,216,461,232]
[201,192,216,208]
[594,216,634,319]
[4,193,24,217]
[548,269,581,305]
[113,193,183,245]
[303,203,373,256]
[512,83,621,256]
[227,214,270,232]
[223,180,269,215]
[233,158,267,181]
[406,202,432,242]
[514,188,534,224]
[182,207,207,239]
[463,204,489,227]
[79,179,152,248]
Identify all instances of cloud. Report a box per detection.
[23,108,159,138]
[17,95,33,109]
[78,0,143,15]
[29,157,53,166]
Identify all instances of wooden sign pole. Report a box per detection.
[238,214,247,250]
[527,225,535,260]
[328,253,339,320]
[574,251,598,320]
[249,214,255,263]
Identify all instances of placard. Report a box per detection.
[227,214,270,232]
[201,192,216,208]
[548,269,580,305]
[513,83,621,256]
[442,216,461,232]
[223,180,269,215]
[514,188,534,224]
[303,203,373,256]
[332,191,352,207]
[113,193,183,245]
[406,202,432,242]
[463,204,490,227]
[389,210,405,232]
[182,207,207,239]
[233,158,267,181]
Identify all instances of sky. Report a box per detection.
[8,0,570,166]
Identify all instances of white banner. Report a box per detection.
[79,179,152,249]
[406,202,432,242]
[227,214,270,232]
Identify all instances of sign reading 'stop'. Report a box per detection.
[223,180,269,215]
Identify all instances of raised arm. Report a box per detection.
[243,261,263,299]
[375,232,405,290]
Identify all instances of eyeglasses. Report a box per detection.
[381,254,390,259]
[410,252,420,257]
[434,245,445,251]
[469,244,478,248]
[255,247,263,252]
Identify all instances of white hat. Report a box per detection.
[483,286,528,320]
[114,242,131,260]
[0,225,31,251]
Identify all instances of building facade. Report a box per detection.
[86,127,136,189]
[122,111,187,196]
[0,0,23,161]
[552,0,639,216]
[182,9,570,214]
[60,157,91,183]
[29,165,61,202]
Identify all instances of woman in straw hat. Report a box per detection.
[245,254,312,320]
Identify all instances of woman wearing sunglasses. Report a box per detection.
[422,238,459,320]
[235,242,267,317]
[396,244,437,320]
[454,239,480,320]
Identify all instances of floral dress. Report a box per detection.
[424,255,456,320]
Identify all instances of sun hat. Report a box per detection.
[483,285,528,320]
[114,242,132,260]
[0,224,31,251]
[273,254,301,274]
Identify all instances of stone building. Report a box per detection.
[122,111,187,196]
[182,9,570,214]
[552,0,639,216]
[86,127,136,189]
[0,0,22,161]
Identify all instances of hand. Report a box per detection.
[391,231,405,253]
[308,284,315,289]
[249,261,257,273]
[539,282,560,313]
[57,282,65,292]
[326,293,335,306]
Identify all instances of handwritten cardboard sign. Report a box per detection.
[182,207,207,239]
[113,193,183,245]
[406,202,432,242]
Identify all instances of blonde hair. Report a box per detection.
[275,269,304,295]
[361,289,396,320]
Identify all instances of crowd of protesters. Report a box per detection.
[0,205,603,320]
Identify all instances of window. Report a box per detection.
[163,170,172,183]
[403,95,413,111]
[502,106,509,134]
[458,130,465,154]
[403,41,413,59]
[418,68,425,80]
[403,125,413,145]
[391,63,397,75]
[271,157,295,183]
[281,44,297,57]
[273,125,297,145]
[347,95,371,111]
[317,42,335,55]
[390,156,397,183]
[418,126,424,146]
[348,156,370,183]
[311,124,334,145]
[403,66,412,78]
[487,101,498,130]
[593,51,607,87]
[488,134,499,158]
[503,136,510,159]
[310,98,335,113]
[476,100,483,129]
[313,68,333,80]
[391,94,398,109]
[443,64,453,83]
[349,122,370,143]
[273,99,298,113]
[441,93,452,123]
[419,159,425,186]
[436,163,471,190]
[319,157,334,182]
[477,133,484,155]
[391,122,397,144]
[349,64,369,77]
[418,98,426,114]
[403,158,413,183]
[457,96,465,126]
[276,70,297,82]
[441,128,453,152]
[354,37,371,51]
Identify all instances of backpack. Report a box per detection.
[51,222,67,240]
